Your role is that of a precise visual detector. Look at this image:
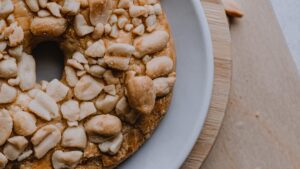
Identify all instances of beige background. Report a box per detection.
[201,0,300,169]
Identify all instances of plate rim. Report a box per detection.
[176,0,214,168]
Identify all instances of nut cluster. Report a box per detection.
[0,0,176,168]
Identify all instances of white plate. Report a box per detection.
[121,0,214,168]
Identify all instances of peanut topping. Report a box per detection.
[31,17,67,37]
[0,153,8,169]
[31,124,61,159]
[92,23,105,39]
[8,45,23,58]
[0,42,7,52]
[134,30,169,58]
[89,0,110,26]
[73,52,88,64]
[145,14,157,32]
[116,96,130,115]
[107,43,136,57]
[0,20,6,33]
[95,94,119,114]
[0,83,17,104]
[3,136,28,161]
[38,0,47,8]
[62,0,80,15]
[0,109,13,146]
[67,59,84,70]
[7,23,24,47]
[46,2,62,17]
[17,150,32,162]
[132,24,145,36]
[126,74,155,114]
[52,150,83,169]
[46,79,69,102]
[61,100,80,121]
[74,75,104,101]
[146,56,174,78]
[0,0,14,18]
[79,102,97,120]
[12,110,37,136]
[103,70,120,85]
[62,126,87,149]
[99,133,123,155]
[104,84,116,95]
[37,9,50,17]
[85,114,122,137]
[153,74,176,97]
[74,14,94,37]
[28,90,59,121]
[0,58,17,78]
[18,53,36,91]
[104,56,130,71]
[88,65,106,77]
[118,0,133,9]
[25,0,39,12]
[65,66,79,87]
[15,93,31,110]
[153,3,162,15]
[85,40,106,58]
[129,6,147,17]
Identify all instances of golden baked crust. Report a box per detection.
[0,0,176,168]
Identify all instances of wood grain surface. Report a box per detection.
[201,0,300,169]
[182,0,232,168]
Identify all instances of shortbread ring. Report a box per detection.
[0,0,176,168]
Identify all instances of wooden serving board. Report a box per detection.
[182,0,232,168]
[200,0,300,168]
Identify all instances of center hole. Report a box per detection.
[32,41,65,82]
